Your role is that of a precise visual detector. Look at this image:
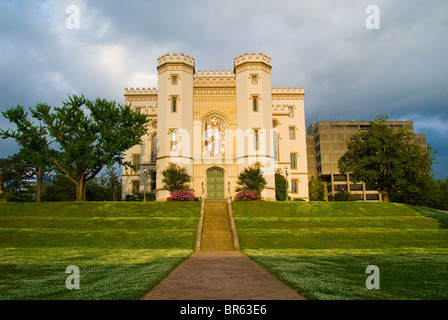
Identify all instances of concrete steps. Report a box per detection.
[201,200,235,251]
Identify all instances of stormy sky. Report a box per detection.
[1,0,447,179]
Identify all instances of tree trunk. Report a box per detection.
[380,191,389,202]
[36,167,43,203]
[75,178,89,201]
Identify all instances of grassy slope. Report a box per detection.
[232,201,448,300]
[0,201,200,300]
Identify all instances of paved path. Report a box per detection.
[142,200,305,300]
[142,251,305,300]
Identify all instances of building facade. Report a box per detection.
[306,121,427,201]
[122,53,309,201]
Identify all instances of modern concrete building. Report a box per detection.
[306,121,427,201]
[122,53,309,201]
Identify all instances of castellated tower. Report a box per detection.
[156,53,195,200]
[234,53,276,200]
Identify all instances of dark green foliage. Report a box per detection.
[333,190,358,201]
[161,166,191,192]
[236,167,267,196]
[309,175,327,201]
[0,153,34,193]
[338,115,436,204]
[275,173,287,201]
[31,95,149,201]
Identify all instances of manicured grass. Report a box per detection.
[0,201,200,300]
[232,201,448,300]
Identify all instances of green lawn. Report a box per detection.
[232,201,448,300]
[0,201,200,300]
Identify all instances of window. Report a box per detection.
[171,75,178,85]
[288,107,294,117]
[132,154,140,167]
[150,171,157,191]
[289,126,296,139]
[290,153,297,169]
[171,97,177,113]
[132,180,140,195]
[273,131,279,162]
[151,134,157,162]
[291,180,298,194]
[170,129,178,152]
[204,116,226,156]
[254,129,259,150]
[253,96,259,112]
[251,74,258,84]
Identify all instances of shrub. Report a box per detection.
[125,194,144,201]
[235,190,259,201]
[162,166,191,192]
[275,173,287,201]
[171,190,196,201]
[236,167,267,195]
[334,190,358,201]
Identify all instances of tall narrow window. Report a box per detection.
[132,154,140,167]
[151,134,157,162]
[273,131,279,162]
[288,106,294,117]
[204,116,226,156]
[132,180,140,195]
[289,126,296,139]
[170,129,178,152]
[254,129,259,150]
[291,180,298,194]
[171,97,177,113]
[251,74,258,84]
[253,96,259,112]
[171,75,178,85]
[290,153,297,169]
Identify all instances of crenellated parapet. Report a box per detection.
[157,53,195,74]
[125,87,158,94]
[272,87,305,101]
[234,52,272,74]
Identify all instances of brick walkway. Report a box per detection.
[142,201,305,300]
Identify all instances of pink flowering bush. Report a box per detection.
[234,190,259,201]
[171,190,196,201]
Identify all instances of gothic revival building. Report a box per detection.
[122,53,309,201]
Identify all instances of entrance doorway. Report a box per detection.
[207,169,225,199]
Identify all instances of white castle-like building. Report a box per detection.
[122,53,309,201]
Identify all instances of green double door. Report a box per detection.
[207,169,225,199]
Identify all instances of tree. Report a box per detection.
[338,115,436,203]
[1,106,51,202]
[0,153,34,194]
[31,95,149,201]
[235,167,267,197]
[161,166,191,193]
[309,176,327,201]
[275,172,287,201]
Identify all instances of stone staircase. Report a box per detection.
[201,200,235,251]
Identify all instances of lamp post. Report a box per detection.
[228,182,231,199]
[285,166,289,201]
[143,167,147,202]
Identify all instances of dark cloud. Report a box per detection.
[0,0,447,178]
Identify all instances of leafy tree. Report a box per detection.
[1,106,51,202]
[161,166,191,192]
[309,175,327,201]
[275,172,287,201]
[338,115,436,203]
[235,167,267,197]
[31,94,149,201]
[0,153,34,193]
[333,190,358,201]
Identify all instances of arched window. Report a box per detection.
[204,116,226,156]
[151,134,157,162]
